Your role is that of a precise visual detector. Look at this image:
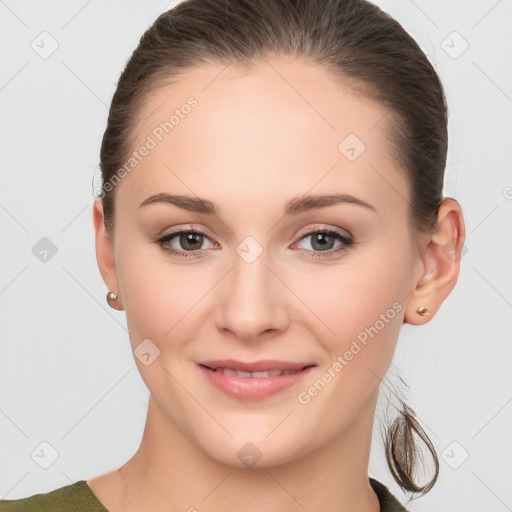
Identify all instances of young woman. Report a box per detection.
[0,0,465,510]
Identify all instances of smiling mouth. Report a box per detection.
[196,360,317,400]
[201,366,311,378]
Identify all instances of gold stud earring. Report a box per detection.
[106,291,118,305]
[416,306,429,316]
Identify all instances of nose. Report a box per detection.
[215,244,290,343]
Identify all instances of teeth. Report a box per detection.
[216,368,237,376]
[252,371,271,377]
[212,368,301,377]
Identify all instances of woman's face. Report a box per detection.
[98,56,428,467]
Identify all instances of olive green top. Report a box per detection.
[0,477,408,511]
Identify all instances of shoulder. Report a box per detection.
[369,477,409,512]
[0,481,109,512]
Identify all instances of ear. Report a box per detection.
[404,197,466,325]
[92,199,124,311]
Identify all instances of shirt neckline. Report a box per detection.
[76,477,407,512]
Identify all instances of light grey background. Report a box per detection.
[1,1,511,510]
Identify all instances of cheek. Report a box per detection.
[292,260,406,430]
[305,257,406,338]
[115,240,214,349]
[293,242,410,380]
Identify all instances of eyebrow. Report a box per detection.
[139,192,377,215]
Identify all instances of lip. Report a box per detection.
[196,359,316,400]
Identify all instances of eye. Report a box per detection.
[156,226,217,258]
[293,227,354,258]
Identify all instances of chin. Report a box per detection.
[191,427,313,470]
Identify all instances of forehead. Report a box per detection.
[118,56,409,219]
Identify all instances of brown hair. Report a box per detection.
[97,0,444,495]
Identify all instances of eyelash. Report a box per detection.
[156,226,354,259]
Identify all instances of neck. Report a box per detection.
[115,394,380,512]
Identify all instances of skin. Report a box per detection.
[89,55,465,512]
